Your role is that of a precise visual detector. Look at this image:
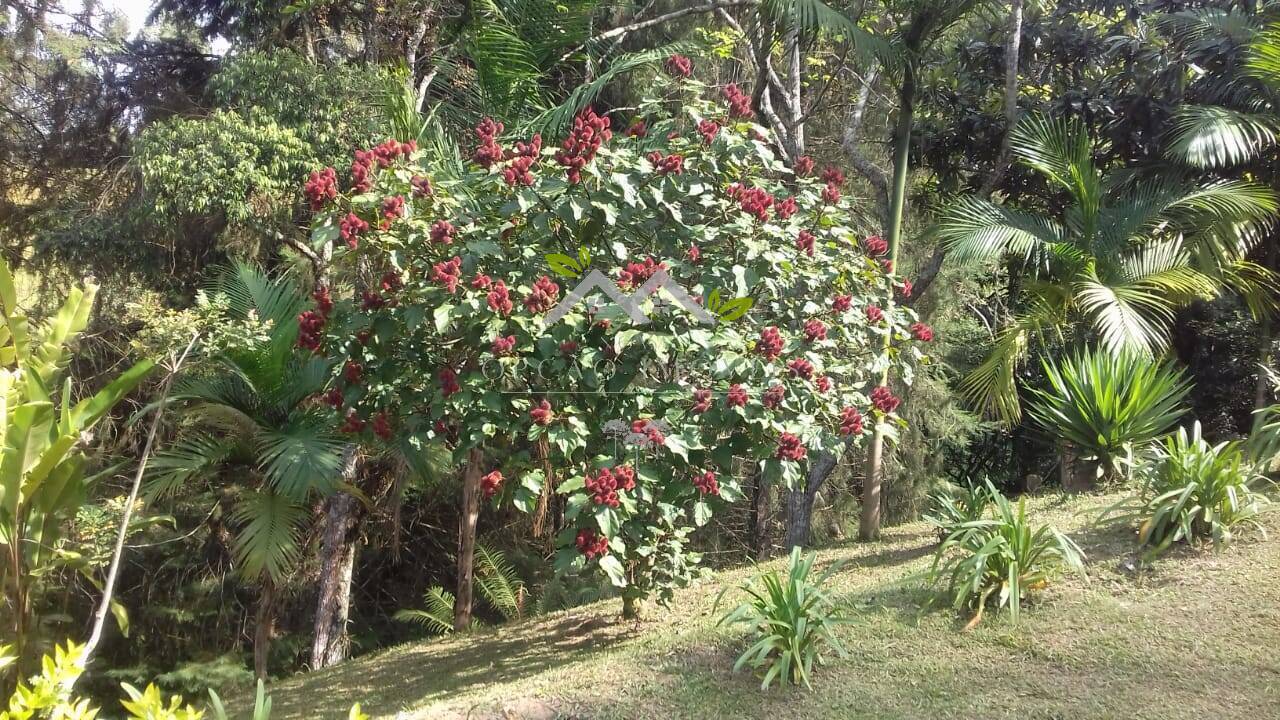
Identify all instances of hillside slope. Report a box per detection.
[266,493,1280,720]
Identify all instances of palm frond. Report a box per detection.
[255,414,348,501]
[758,0,898,68]
[393,586,457,634]
[146,434,241,499]
[475,544,525,620]
[959,294,1068,423]
[1074,279,1175,357]
[932,196,1067,264]
[1165,105,1278,169]
[1010,114,1103,232]
[1247,24,1280,92]
[231,491,305,581]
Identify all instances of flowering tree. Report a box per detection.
[299,59,931,618]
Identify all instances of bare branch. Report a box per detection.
[558,0,760,65]
[842,67,889,221]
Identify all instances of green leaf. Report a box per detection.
[598,554,626,587]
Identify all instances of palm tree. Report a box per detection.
[933,113,1278,424]
[148,263,348,679]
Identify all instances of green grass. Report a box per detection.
[266,492,1280,719]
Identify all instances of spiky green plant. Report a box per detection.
[394,544,527,632]
[1027,349,1192,484]
[924,482,993,542]
[1105,422,1274,559]
[930,482,1086,627]
[717,548,849,690]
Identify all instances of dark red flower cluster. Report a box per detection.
[381,272,403,293]
[556,108,612,183]
[757,326,784,360]
[524,275,560,313]
[776,432,807,461]
[816,375,833,393]
[585,465,636,507]
[312,286,334,315]
[693,470,719,496]
[736,186,774,222]
[411,175,432,198]
[646,151,684,175]
[372,411,393,440]
[440,367,461,397]
[794,155,815,176]
[340,410,365,434]
[373,138,416,168]
[530,399,554,426]
[686,244,701,263]
[432,256,462,293]
[787,357,814,380]
[691,388,713,414]
[631,419,665,446]
[322,386,343,407]
[626,120,647,138]
[822,183,841,204]
[665,54,693,78]
[821,167,845,185]
[304,167,338,210]
[899,278,913,298]
[866,305,883,323]
[559,341,579,355]
[796,230,815,256]
[473,118,505,168]
[297,309,325,351]
[803,319,827,342]
[355,328,372,345]
[839,407,864,436]
[340,212,369,249]
[727,383,748,407]
[503,134,542,186]
[832,295,852,312]
[722,83,753,118]
[775,196,797,220]
[360,290,386,311]
[344,360,362,384]
[492,334,517,356]
[430,219,455,245]
[487,280,513,315]
[864,235,888,256]
[380,195,405,228]
[618,257,666,289]
[698,119,720,144]
[911,322,934,341]
[576,528,609,559]
[471,274,491,289]
[481,470,504,499]
[763,384,786,409]
[871,386,900,414]
[351,149,375,193]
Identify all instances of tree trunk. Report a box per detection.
[785,451,837,549]
[1254,240,1278,432]
[1059,444,1094,493]
[453,449,484,631]
[861,63,917,542]
[310,447,361,670]
[253,578,276,681]
[749,470,773,560]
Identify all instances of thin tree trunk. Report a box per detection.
[1254,240,1278,431]
[861,63,917,542]
[785,451,837,549]
[453,449,484,631]
[310,446,361,670]
[749,471,773,559]
[253,577,276,681]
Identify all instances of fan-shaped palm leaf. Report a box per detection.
[933,196,1067,263]
[231,491,305,581]
[255,414,347,501]
[1165,106,1278,169]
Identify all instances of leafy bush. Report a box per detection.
[923,482,993,542]
[1105,422,1274,559]
[717,548,849,689]
[2,641,368,720]
[1027,349,1191,484]
[930,482,1086,627]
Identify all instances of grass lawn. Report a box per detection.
[266,492,1280,719]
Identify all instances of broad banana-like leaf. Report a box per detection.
[31,282,97,382]
[1,400,54,516]
[68,359,156,431]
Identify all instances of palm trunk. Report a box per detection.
[453,449,484,631]
[1254,241,1278,432]
[861,62,917,542]
[310,447,361,669]
[785,451,837,549]
[253,577,276,681]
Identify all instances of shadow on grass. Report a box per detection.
[267,614,636,719]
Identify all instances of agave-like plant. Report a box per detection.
[923,482,993,542]
[930,481,1086,628]
[717,548,849,690]
[933,113,1276,423]
[1026,349,1192,486]
[1105,422,1274,559]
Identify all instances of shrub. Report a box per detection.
[717,548,849,689]
[303,67,929,613]
[1105,422,1274,559]
[923,482,993,542]
[1027,349,1190,484]
[930,482,1086,627]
